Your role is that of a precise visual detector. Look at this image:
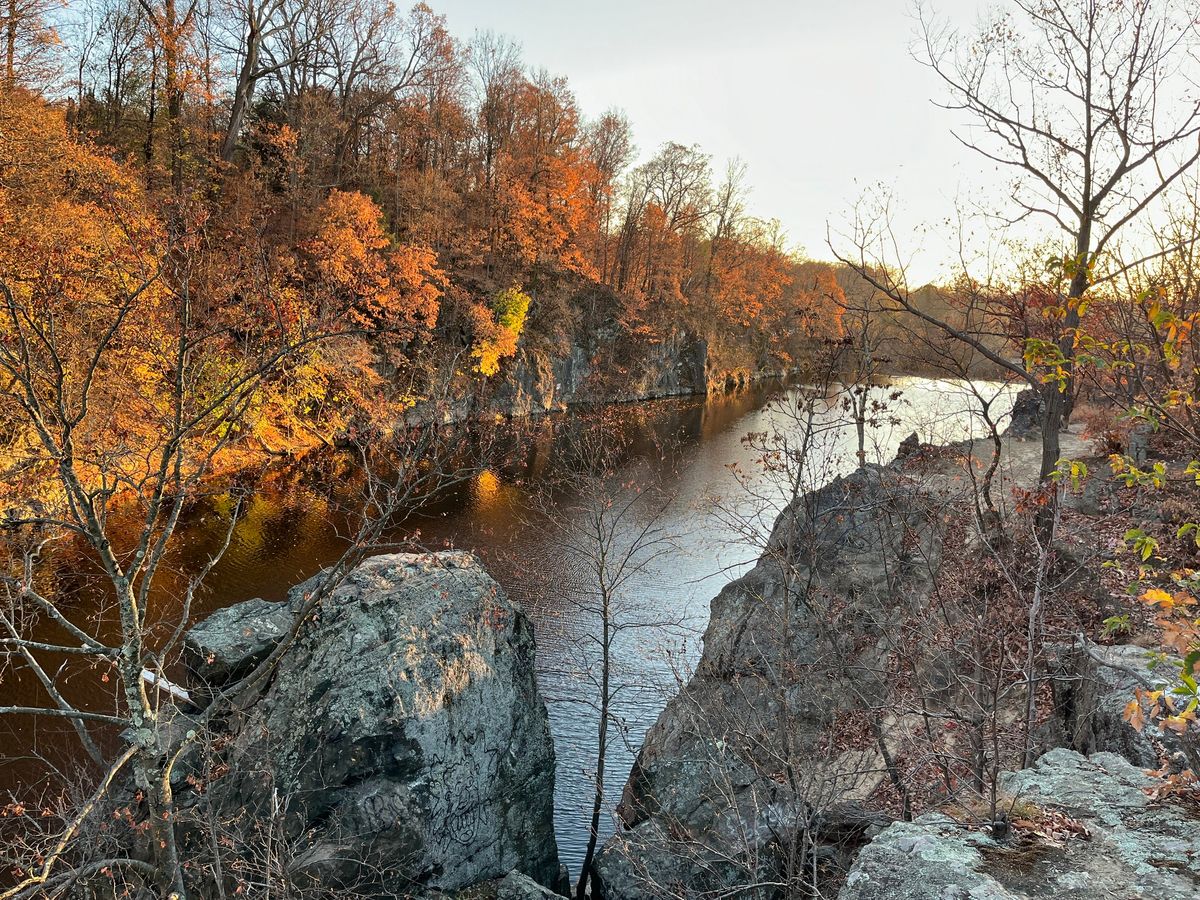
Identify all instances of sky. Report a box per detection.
[432,0,996,282]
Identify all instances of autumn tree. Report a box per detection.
[134,0,204,189]
[470,284,531,376]
[583,108,635,281]
[0,91,467,898]
[2,0,62,88]
[302,188,441,331]
[494,69,595,279]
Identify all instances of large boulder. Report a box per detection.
[595,466,941,898]
[839,749,1200,899]
[495,870,565,900]
[413,869,566,900]
[184,568,333,690]
[1005,388,1044,438]
[215,551,561,894]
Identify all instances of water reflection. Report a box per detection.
[0,377,1017,878]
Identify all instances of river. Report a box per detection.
[0,377,1018,879]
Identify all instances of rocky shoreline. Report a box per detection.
[179,402,1198,899]
[587,405,1198,899]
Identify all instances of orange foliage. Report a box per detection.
[0,91,168,501]
[792,263,847,341]
[303,189,442,337]
[2,0,873,464]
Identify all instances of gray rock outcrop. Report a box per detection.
[1005,388,1044,438]
[1049,642,1186,770]
[184,597,293,686]
[414,869,565,900]
[596,466,941,898]
[839,749,1200,899]
[209,551,560,895]
[620,332,710,401]
[495,870,565,900]
[487,330,754,419]
[494,344,593,417]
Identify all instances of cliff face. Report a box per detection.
[594,421,1186,900]
[487,330,761,418]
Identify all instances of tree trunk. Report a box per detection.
[577,598,610,900]
[144,50,158,181]
[163,0,185,194]
[1038,228,1091,479]
[1037,387,1064,483]
[221,32,259,163]
[5,0,15,87]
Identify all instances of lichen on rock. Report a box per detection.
[839,749,1200,899]
[202,551,560,895]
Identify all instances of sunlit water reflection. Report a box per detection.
[0,377,1017,878]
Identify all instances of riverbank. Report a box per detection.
[407,329,785,427]
[171,395,1185,900]
[592,405,1200,899]
[7,379,1076,897]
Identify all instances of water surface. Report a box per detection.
[0,378,1016,878]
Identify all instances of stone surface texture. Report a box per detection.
[839,749,1200,899]
[211,551,560,894]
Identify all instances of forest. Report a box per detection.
[0,0,856,503]
[2,0,1200,898]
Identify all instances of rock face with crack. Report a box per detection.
[208,551,560,894]
[1049,642,1189,769]
[839,749,1200,900]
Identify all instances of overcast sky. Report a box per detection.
[433,0,994,281]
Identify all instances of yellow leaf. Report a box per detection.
[1123,699,1145,732]
[1142,587,1175,607]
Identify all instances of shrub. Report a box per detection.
[472,286,532,376]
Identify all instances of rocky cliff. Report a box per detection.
[594,416,1189,899]
[187,552,561,896]
[595,464,944,898]
[487,330,761,418]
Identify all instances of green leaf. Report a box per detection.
[1184,649,1200,677]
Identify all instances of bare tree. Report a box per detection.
[0,213,470,897]
[518,414,679,900]
[217,0,313,162]
[703,158,748,304]
[583,108,635,283]
[1,0,62,88]
[325,0,452,179]
[838,0,1200,484]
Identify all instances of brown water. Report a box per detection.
[0,378,1017,877]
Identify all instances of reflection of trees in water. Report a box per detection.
[3,378,1005,874]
